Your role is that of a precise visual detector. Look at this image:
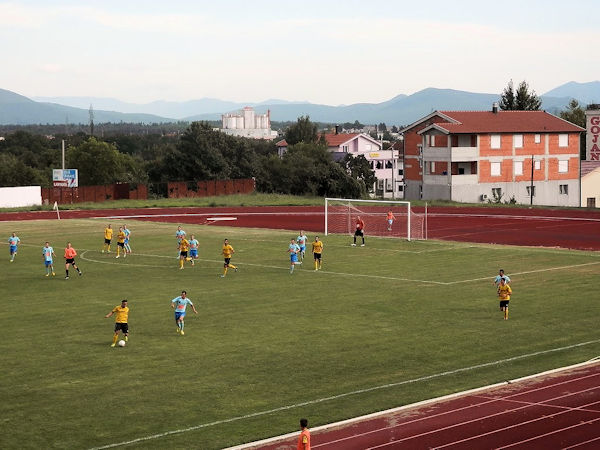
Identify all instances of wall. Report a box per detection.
[41,183,147,205]
[167,179,255,198]
[581,169,600,207]
[0,186,42,207]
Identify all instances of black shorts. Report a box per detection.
[224,258,231,265]
[314,252,322,260]
[65,258,75,265]
[117,242,125,248]
[104,238,111,244]
[354,229,364,237]
[180,251,188,258]
[499,300,510,308]
[114,322,128,333]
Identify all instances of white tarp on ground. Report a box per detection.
[0,186,42,208]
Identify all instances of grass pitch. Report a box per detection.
[0,218,599,449]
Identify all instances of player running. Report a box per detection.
[493,269,511,286]
[175,226,186,257]
[102,224,113,253]
[312,236,323,271]
[178,236,191,269]
[64,242,82,279]
[386,210,396,231]
[188,234,199,266]
[497,277,513,320]
[42,241,56,277]
[288,238,301,274]
[123,224,132,255]
[352,216,365,247]
[221,239,237,277]
[105,299,130,347]
[171,290,198,335]
[8,232,20,262]
[115,227,126,258]
[297,230,308,261]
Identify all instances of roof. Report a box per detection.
[581,161,600,177]
[322,132,361,146]
[275,139,288,147]
[417,110,585,134]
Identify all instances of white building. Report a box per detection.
[221,107,277,140]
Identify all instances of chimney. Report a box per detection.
[492,102,499,114]
[335,125,341,134]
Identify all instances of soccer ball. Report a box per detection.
[118,340,126,347]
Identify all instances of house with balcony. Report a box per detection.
[400,106,585,206]
[323,132,404,198]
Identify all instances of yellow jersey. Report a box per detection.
[498,284,512,300]
[117,231,125,244]
[222,244,234,258]
[112,306,129,323]
[312,240,323,254]
[104,227,113,240]
[179,239,190,252]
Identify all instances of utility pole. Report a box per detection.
[61,140,65,170]
[89,104,95,136]
[529,154,534,206]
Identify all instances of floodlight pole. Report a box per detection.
[62,140,65,170]
[530,154,534,206]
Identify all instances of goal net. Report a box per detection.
[325,198,426,241]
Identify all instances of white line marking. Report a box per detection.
[89,341,600,450]
[564,435,600,449]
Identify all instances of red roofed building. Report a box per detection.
[400,105,585,206]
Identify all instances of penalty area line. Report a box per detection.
[88,339,600,450]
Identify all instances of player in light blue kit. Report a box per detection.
[175,226,186,257]
[188,234,199,266]
[493,269,511,287]
[296,230,308,261]
[8,232,20,262]
[171,290,198,335]
[42,241,56,277]
[123,224,132,255]
[288,238,302,274]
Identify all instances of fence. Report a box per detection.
[41,179,255,204]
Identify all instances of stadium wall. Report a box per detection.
[167,178,255,198]
[0,186,42,207]
[41,183,147,204]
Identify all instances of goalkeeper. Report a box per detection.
[352,216,365,247]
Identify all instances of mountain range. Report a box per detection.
[1,81,598,127]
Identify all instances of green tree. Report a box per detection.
[284,116,319,145]
[500,80,542,110]
[339,154,376,193]
[560,99,586,128]
[0,153,45,187]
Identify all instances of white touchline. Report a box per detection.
[88,339,600,450]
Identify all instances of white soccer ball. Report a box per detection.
[118,340,126,347]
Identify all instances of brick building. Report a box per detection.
[400,106,584,206]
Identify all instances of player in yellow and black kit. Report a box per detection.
[497,277,512,320]
[115,227,126,258]
[102,224,113,253]
[105,299,129,347]
[178,237,191,269]
[312,236,323,271]
[221,238,237,277]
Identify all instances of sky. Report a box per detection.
[1,0,598,105]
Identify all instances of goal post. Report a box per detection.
[324,198,426,241]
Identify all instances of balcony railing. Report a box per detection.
[423,174,478,185]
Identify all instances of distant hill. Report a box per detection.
[5,81,599,126]
[0,89,174,125]
[542,81,600,105]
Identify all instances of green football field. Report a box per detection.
[0,218,599,449]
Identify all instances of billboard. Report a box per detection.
[53,169,78,187]
[586,110,600,161]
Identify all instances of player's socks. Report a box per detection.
[180,321,184,332]
[112,334,119,345]
[315,261,318,270]
[290,265,295,273]
[179,259,184,269]
[124,335,128,342]
[223,267,228,277]
[66,269,69,277]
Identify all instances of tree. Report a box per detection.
[391,125,399,133]
[499,80,541,110]
[339,154,376,193]
[560,99,586,128]
[284,116,319,145]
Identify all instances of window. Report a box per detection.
[534,160,541,170]
[559,184,569,195]
[386,179,393,191]
[492,187,502,197]
[534,134,541,144]
[558,134,568,147]
[491,134,501,149]
[558,160,568,173]
[385,160,393,169]
[429,135,436,146]
[526,186,536,197]
[376,161,383,169]
[514,160,523,176]
[430,161,436,173]
[490,162,501,176]
[514,134,523,148]
[377,179,383,190]
[342,145,349,152]
[398,169,403,176]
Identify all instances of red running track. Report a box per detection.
[241,362,600,450]
[1,205,599,251]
